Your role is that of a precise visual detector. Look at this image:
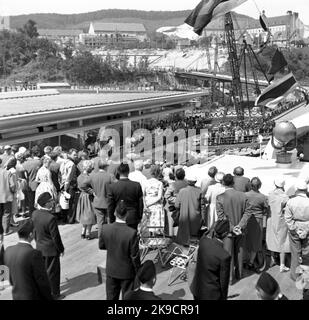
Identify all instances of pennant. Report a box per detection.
[259,15,268,32]
[185,0,248,36]
[268,49,288,75]
[255,72,298,108]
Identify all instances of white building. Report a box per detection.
[0,16,10,31]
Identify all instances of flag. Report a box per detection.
[268,49,288,75]
[255,72,298,108]
[259,15,268,32]
[185,0,248,36]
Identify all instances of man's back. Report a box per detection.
[190,236,231,300]
[4,243,52,300]
[107,179,143,225]
[233,176,251,193]
[90,170,112,209]
[99,222,140,279]
[23,158,41,191]
[216,188,246,226]
[32,209,64,257]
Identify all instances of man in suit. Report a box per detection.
[124,260,161,300]
[107,163,143,230]
[190,219,231,300]
[32,192,65,300]
[233,167,251,193]
[4,219,53,300]
[60,148,79,224]
[23,148,42,216]
[216,174,251,284]
[99,200,141,300]
[0,158,16,237]
[200,166,218,197]
[89,159,112,235]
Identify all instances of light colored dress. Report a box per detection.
[266,188,290,253]
[144,178,164,231]
[35,166,57,206]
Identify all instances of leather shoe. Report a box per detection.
[52,293,66,300]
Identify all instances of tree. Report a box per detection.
[18,19,39,38]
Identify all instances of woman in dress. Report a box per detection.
[75,160,96,240]
[34,157,57,207]
[266,177,290,272]
[6,158,19,226]
[245,177,269,273]
[144,165,164,234]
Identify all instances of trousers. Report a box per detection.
[44,255,61,296]
[289,231,309,281]
[106,275,134,300]
[223,234,244,281]
[94,208,107,236]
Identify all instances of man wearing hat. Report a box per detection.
[205,172,226,230]
[124,260,161,300]
[190,219,231,300]
[4,219,53,300]
[99,200,141,300]
[285,179,309,281]
[32,192,65,299]
[175,171,203,246]
[255,272,288,300]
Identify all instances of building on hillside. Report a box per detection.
[201,11,305,47]
[38,29,83,47]
[245,11,305,47]
[80,22,148,48]
[0,16,10,31]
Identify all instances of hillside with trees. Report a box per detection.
[9,9,256,33]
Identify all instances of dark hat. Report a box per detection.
[37,192,53,207]
[256,272,279,297]
[214,219,230,238]
[137,260,156,284]
[17,219,34,236]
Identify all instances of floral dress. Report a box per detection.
[35,166,57,206]
[144,178,164,232]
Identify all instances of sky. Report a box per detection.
[0,0,309,24]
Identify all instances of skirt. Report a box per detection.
[75,192,96,225]
[246,215,264,252]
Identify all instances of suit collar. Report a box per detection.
[18,241,33,248]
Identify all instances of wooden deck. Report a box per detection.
[0,222,303,300]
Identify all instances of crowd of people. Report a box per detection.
[0,141,309,300]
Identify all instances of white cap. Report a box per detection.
[295,179,308,191]
[185,171,198,182]
[4,145,11,150]
[18,147,27,154]
[274,176,285,188]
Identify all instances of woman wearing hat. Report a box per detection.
[266,176,290,272]
[75,160,96,240]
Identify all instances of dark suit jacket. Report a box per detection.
[233,176,251,193]
[107,178,144,225]
[89,170,112,209]
[32,209,64,257]
[99,222,140,279]
[216,188,250,230]
[4,243,53,300]
[124,288,161,300]
[190,236,231,300]
[49,161,60,192]
[23,158,42,191]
